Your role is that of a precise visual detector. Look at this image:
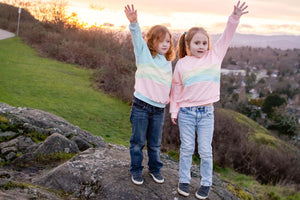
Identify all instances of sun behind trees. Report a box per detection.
[0,2,299,198]
[2,0,88,28]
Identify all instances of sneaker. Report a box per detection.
[149,172,164,183]
[131,174,143,185]
[178,183,190,197]
[195,185,210,199]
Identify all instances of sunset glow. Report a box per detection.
[67,3,127,29]
[1,0,299,35]
[67,0,300,35]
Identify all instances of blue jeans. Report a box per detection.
[178,105,214,186]
[129,97,164,175]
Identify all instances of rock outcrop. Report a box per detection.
[0,102,246,199]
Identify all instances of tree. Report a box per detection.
[270,109,299,138]
[3,0,69,26]
[245,72,256,93]
[262,93,286,118]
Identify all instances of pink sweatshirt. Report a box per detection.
[170,14,240,118]
[129,23,173,108]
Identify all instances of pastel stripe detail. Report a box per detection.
[183,75,220,87]
[136,63,172,86]
[138,62,171,72]
[181,64,219,82]
[181,64,220,87]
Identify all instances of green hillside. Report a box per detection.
[0,37,131,145]
[1,36,299,200]
[219,109,296,152]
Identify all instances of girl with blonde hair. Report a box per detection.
[170,1,248,199]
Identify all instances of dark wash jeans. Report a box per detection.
[129,97,164,175]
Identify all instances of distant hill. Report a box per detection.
[211,33,300,50]
[172,32,300,50]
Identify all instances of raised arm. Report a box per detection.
[212,1,248,59]
[124,4,138,23]
[233,1,248,17]
[124,4,148,64]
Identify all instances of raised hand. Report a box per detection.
[124,4,138,23]
[233,1,248,17]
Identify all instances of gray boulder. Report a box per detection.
[0,103,255,199]
[34,145,242,200]
[33,132,79,155]
[0,102,107,165]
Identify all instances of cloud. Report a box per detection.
[71,0,300,35]
[246,0,300,21]
[240,24,254,29]
[264,24,300,33]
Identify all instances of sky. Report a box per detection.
[68,0,300,35]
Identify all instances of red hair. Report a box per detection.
[145,25,175,61]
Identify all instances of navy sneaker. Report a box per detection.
[131,174,143,185]
[149,172,164,183]
[178,183,190,197]
[195,185,210,199]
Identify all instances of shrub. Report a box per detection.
[269,112,299,138]
[262,93,286,118]
[162,107,300,185]
[213,109,300,185]
[0,3,136,102]
[1,2,299,187]
[161,105,180,152]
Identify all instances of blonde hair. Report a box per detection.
[177,27,211,59]
[145,25,175,61]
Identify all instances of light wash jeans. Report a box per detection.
[178,105,214,186]
[129,97,164,176]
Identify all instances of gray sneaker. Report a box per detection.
[195,185,210,199]
[131,174,143,185]
[178,183,190,197]
[149,172,164,183]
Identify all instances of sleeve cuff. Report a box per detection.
[129,22,138,28]
[171,113,178,119]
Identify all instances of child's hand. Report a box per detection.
[233,1,248,17]
[124,4,138,23]
[171,118,177,125]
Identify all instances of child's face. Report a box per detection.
[156,33,171,55]
[188,31,208,58]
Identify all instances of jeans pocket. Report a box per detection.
[179,107,189,114]
[130,106,145,123]
[133,102,145,110]
[206,111,214,119]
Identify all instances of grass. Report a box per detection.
[215,167,300,200]
[219,109,295,152]
[0,37,132,145]
[167,150,300,200]
[1,37,299,200]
